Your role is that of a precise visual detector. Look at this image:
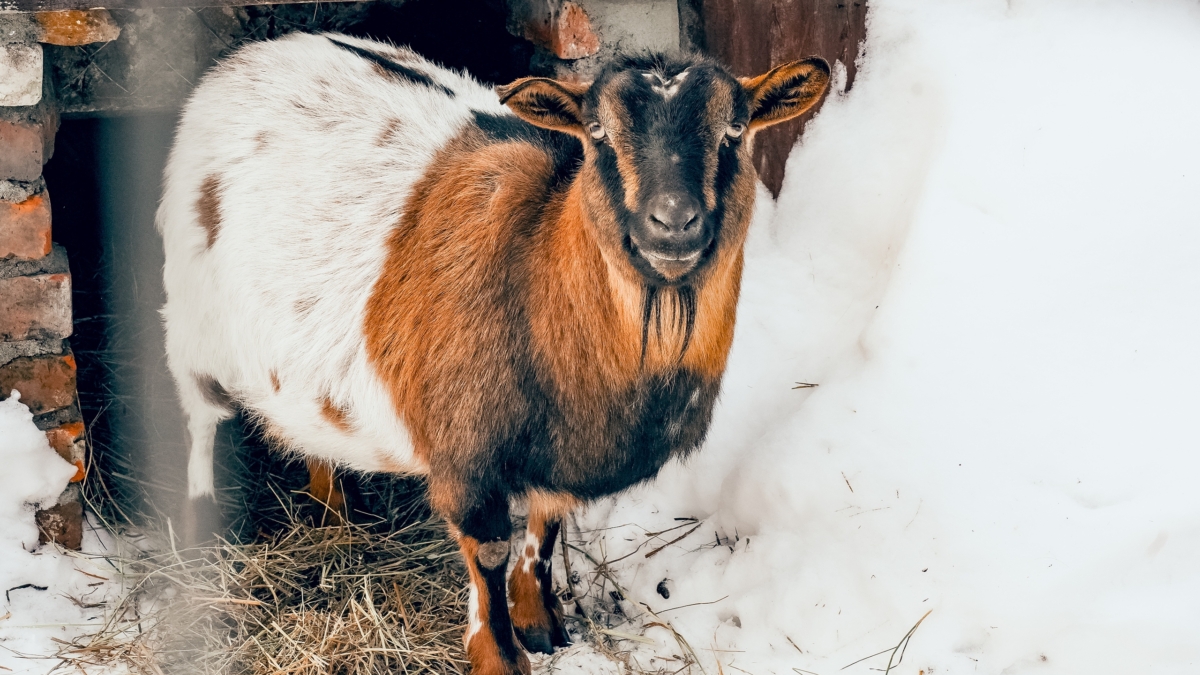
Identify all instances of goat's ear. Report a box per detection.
[740,58,831,131]
[496,77,589,135]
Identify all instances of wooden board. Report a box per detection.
[1,0,349,12]
[700,0,868,197]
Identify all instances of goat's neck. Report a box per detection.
[530,179,743,390]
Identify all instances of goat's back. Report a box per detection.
[159,33,504,473]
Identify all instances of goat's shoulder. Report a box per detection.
[402,117,580,251]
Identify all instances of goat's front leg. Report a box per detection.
[305,458,349,525]
[509,491,575,652]
[437,485,530,675]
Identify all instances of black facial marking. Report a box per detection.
[327,38,456,97]
[583,54,752,286]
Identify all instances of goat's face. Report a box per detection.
[498,54,830,285]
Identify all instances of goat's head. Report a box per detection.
[497,54,830,285]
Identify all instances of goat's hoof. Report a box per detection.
[515,620,571,654]
[550,622,571,648]
[515,625,555,654]
[468,650,530,675]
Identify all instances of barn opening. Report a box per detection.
[43,0,545,538]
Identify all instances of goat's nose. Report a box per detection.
[647,193,701,234]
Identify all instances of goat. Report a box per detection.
[159,33,829,674]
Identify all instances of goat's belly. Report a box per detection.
[251,385,425,475]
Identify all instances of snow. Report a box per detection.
[0,393,122,673]
[555,1,1200,673]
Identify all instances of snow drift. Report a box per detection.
[567,2,1200,673]
[0,394,120,672]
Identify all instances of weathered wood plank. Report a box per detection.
[1,0,352,12]
[700,0,868,197]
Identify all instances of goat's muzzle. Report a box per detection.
[633,192,708,280]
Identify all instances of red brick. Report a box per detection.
[0,120,44,182]
[550,2,600,60]
[36,10,121,46]
[37,501,82,550]
[0,351,76,415]
[522,1,600,60]
[46,420,86,466]
[0,273,71,341]
[1,192,52,260]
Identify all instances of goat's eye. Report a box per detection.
[725,123,746,139]
[588,122,606,140]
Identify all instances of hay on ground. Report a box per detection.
[56,507,470,675]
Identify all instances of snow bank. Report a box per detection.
[0,394,121,673]
[566,2,1200,673]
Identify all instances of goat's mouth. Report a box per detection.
[629,238,710,281]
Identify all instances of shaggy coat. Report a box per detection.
[159,33,828,674]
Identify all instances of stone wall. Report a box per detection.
[0,9,120,549]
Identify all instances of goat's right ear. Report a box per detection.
[496,78,589,135]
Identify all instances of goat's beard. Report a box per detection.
[639,285,697,366]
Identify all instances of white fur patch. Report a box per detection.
[644,69,690,99]
[465,583,482,646]
[160,33,514,485]
[521,530,541,574]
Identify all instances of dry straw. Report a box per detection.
[54,503,471,675]
[54,462,702,675]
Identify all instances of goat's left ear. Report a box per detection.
[496,77,590,136]
[740,58,832,131]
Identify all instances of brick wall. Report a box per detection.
[1,10,120,550]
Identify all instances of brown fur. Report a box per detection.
[269,370,281,393]
[509,491,575,637]
[702,78,738,211]
[365,128,560,471]
[305,458,346,525]
[196,175,222,249]
[370,62,391,79]
[360,56,828,672]
[507,556,547,633]
[740,60,832,131]
[319,396,351,432]
[377,118,404,147]
[365,130,744,495]
[294,296,318,316]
